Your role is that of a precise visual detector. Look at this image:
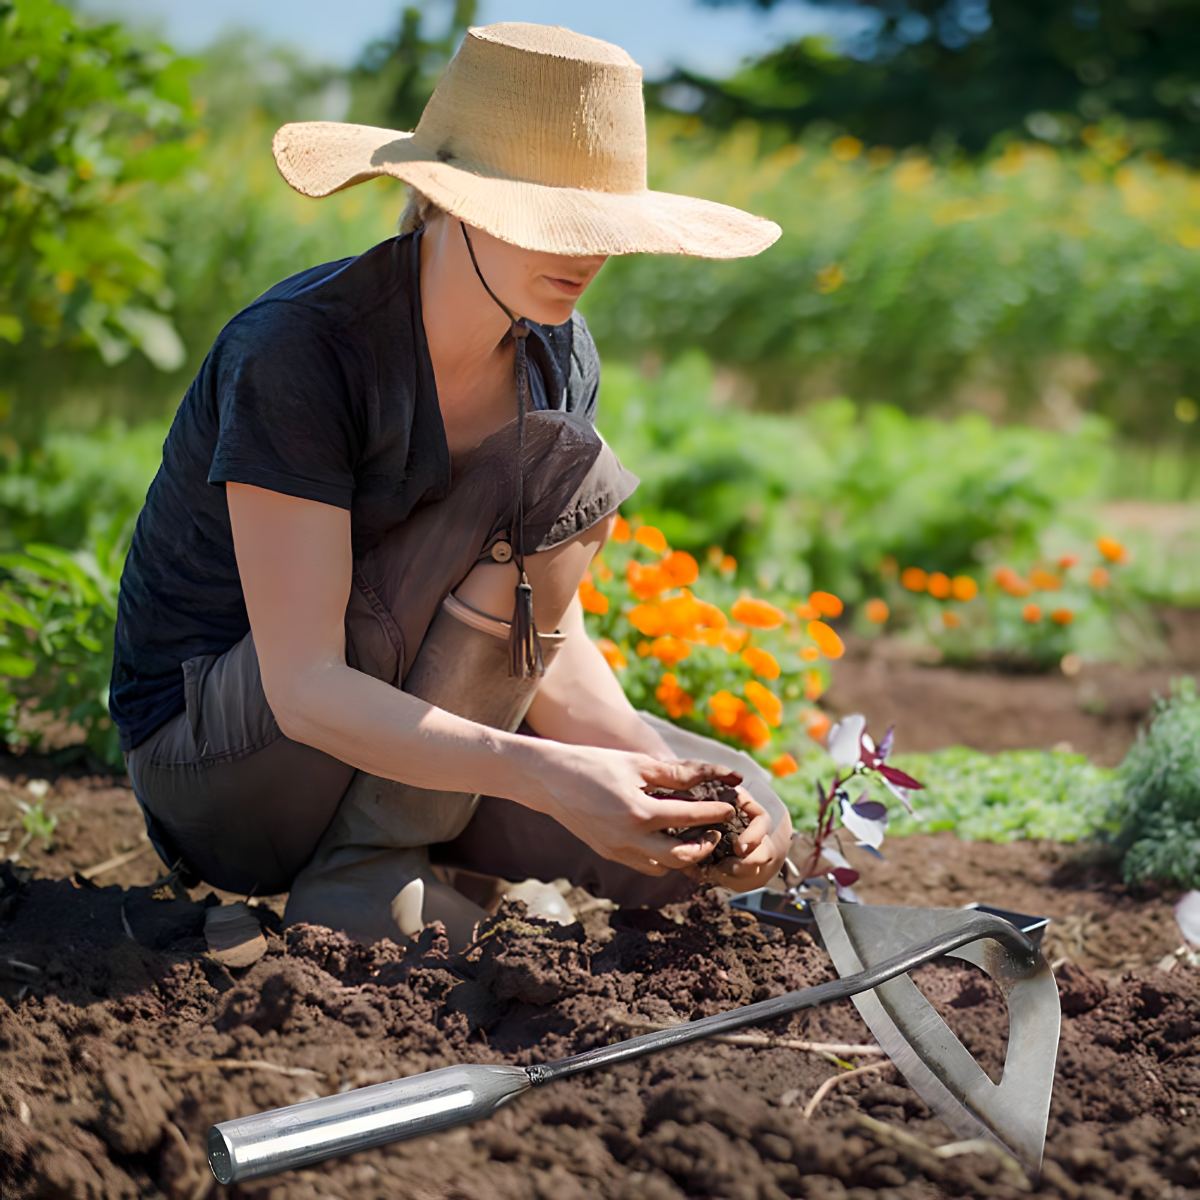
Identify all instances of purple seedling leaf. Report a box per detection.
[840,791,888,850]
[881,774,918,815]
[877,725,895,761]
[827,714,867,769]
[830,867,860,888]
[879,764,925,791]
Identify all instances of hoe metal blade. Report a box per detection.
[813,903,1060,1176]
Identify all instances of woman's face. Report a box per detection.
[456,220,608,327]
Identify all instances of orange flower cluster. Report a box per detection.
[770,752,799,778]
[744,679,783,726]
[864,598,890,624]
[656,672,694,719]
[803,710,832,741]
[707,690,771,749]
[707,545,738,573]
[1096,535,1128,563]
[731,595,787,629]
[903,566,980,602]
[807,620,845,659]
[994,566,1034,598]
[1022,604,1074,626]
[578,574,609,615]
[741,646,780,679]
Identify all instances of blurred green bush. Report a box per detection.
[1109,677,1200,889]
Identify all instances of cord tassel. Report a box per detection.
[459,222,545,680]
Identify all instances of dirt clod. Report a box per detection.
[651,778,749,863]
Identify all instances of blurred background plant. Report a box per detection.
[0,0,1197,872]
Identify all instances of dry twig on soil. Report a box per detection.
[802,1061,892,1118]
[78,834,152,880]
[149,1057,326,1080]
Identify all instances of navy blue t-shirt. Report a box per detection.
[109,230,600,751]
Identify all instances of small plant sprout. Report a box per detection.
[786,714,925,902]
[16,780,57,849]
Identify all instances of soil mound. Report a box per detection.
[2,852,1198,1200]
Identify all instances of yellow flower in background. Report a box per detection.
[745,680,783,726]
[596,638,626,671]
[741,645,781,679]
[634,524,668,553]
[831,135,863,162]
[815,263,846,294]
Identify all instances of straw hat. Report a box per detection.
[272,22,780,259]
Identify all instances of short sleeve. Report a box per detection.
[567,312,600,423]
[207,302,363,510]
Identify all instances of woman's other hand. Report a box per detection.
[687,787,794,893]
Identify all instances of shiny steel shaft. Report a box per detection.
[208,910,1037,1184]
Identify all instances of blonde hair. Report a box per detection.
[398,187,444,234]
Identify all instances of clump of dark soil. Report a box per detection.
[2,768,1198,1200]
[651,777,749,864]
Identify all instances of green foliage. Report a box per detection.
[0,528,127,765]
[772,741,1114,844]
[1109,677,1200,888]
[0,0,198,371]
[678,0,1200,161]
[582,121,1200,439]
[598,353,1112,600]
[16,794,57,847]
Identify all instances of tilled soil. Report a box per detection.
[1,770,1197,1200]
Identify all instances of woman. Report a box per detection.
[109,22,793,947]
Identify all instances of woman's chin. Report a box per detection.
[523,294,580,327]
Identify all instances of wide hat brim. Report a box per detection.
[272,122,781,259]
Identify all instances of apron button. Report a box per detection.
[490,541,513,563]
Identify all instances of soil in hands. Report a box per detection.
[650,777,749,864]
[2,771,1198,1200]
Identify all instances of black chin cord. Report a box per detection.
[460,222,543,679]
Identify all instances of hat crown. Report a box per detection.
[412,23,647,195]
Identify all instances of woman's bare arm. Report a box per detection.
[225,483,738,876]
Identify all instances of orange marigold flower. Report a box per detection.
[809,591,844,618]
[942,610,962,629]
[744,680,783,726]
[720,554,737,573]
[1050,608,1075,626]
[994,566,1032,597]
[1058,554,1079,570]
[660,549,699,588]
[707,689,746,733]
[578,579,609,615]
[807,620,845,659]
[804,710,832,742]
[1096,535,1127,563]
[721,626,749,654]
[649,635,690,666]
[655,672,694,719]
[596,638,626,671]
[950,576,978,602]
[770,752,799,778]
[1030,568,1062,592]
[799,645,820,662]
[901,567,928,593]
[741,646,781,680]
[657,592,704,639]
[793,601,819,621]
[1089,566,1110,589]
[864,598,890,624]
[1022,603,1043,623]
[593,558,613,582]
[693,597,728,631]
[731,596,787,630]
[611,515,631,543]
[634,524,668,553]
[628,602,666,636]
[695,628,725,647]
[734,711,772,749]
[627,560,668,600]
[804,669,824,701]
[927,572,952,599]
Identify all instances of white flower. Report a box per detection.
[827,714,866,769]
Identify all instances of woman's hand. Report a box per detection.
[526,743,741,876]
[687,786,794,893]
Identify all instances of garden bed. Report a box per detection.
[1,769,1197,1200]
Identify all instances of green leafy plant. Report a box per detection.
[16,793,57,848]
[1109,677,1200,889]
[0,521,128,765]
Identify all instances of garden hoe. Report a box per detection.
[207,903,1060,1185]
